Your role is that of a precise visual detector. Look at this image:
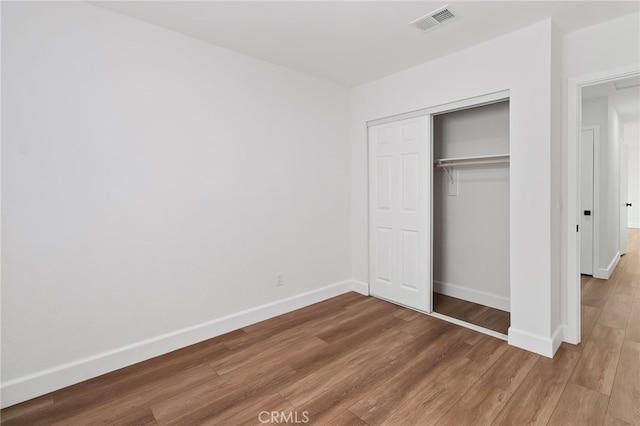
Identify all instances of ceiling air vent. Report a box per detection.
[410,5,460,34]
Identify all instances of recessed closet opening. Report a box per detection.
[432,100,511,336]
[367,91,511,340]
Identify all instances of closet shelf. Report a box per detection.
[435,154,510,168]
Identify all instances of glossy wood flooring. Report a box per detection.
[3,231,639,425]
[433,293,510,335]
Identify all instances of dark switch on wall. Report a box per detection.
[584,210,591,216]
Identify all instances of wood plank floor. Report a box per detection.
[433,293,510,335]
[2,230,639,425]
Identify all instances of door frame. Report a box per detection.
[620,140,629,255]
[566,64,640,344]
[580,125,600,277]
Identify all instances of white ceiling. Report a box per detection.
[92,1,639,88]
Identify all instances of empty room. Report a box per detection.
[1,1,639,425]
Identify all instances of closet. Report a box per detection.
[432,100,510,335]
[368,92,511,339]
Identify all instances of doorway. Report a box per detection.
[431,100,511,337]
[567,66,640,344]
[367,90,511,341]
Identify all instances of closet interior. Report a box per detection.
[432,100,511,336]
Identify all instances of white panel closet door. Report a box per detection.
[369,116,431,312]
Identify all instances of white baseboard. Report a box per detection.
[508,325,563,358]
[551,325,563,355]
[433,280,509,312]
[1,279,357,409]
[628,223,640,229]
[351,280,369,296]
[594,251,620,279]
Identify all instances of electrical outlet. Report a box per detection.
[276,272,284,286]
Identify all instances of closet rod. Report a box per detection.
[435,158,509,167]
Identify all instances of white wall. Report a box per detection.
[1,2,351,406]
[564,13,640,79]
[433,102,510,311]
[608,104,622,266]
[351,20,559,356]
[561,12,640,328]
[625,122,640,227]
